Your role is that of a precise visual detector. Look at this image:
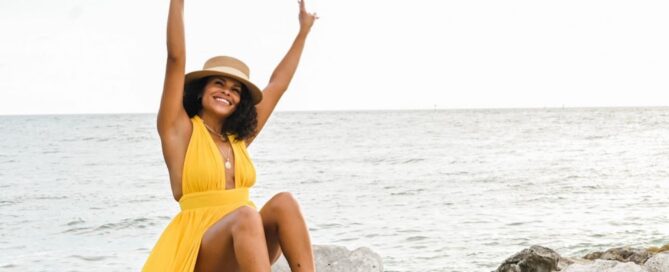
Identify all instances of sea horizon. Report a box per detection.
[2,104,669,117]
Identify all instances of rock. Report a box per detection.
[649,244,669,254]
[583,246,653,265]
[645,253,669,272]
[494,245,669,272]
[271,245,383,272]
[495,245,569,272]
[562,259,648,272]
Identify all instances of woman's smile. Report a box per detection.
[213,95,232,106]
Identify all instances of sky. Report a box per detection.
[0,0,668,115]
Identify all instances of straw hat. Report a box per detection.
[185,56,262,105]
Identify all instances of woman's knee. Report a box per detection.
[231,205,264,234]
[267,192,302,215]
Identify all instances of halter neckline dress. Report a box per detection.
[143,115,257,271]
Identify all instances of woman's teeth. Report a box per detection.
[215,97,231,105]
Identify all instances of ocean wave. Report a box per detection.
[405,235,429,242]
[62,217,167,235]
[69,255,112,262]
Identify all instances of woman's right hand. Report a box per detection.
[298,0,318,35]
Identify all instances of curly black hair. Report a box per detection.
[183,76,258,141]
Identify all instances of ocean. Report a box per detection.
[1,108,668,271]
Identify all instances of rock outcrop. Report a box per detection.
[562,259,647,272]
[268,243,669,271]
[583,246,653,264]
[649,245,669,254]
[271,245,383,272]
[495,244,669,272]
[646,253,669,272]
[495,245,570,272]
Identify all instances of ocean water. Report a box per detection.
[1,108,668,272]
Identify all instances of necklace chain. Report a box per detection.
[202,122,228,142]
[202,121,233,169]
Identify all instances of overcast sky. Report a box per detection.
[1,0,667,115]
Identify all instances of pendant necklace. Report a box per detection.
[223,146,233,169]
[203,122,233,169]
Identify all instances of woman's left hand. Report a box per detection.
[298,0,318,34]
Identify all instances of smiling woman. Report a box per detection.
[142,0,318,271]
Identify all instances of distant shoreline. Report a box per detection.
[2,105,669,117]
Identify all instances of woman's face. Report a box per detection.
[200,76,243,118]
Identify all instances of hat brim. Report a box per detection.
[185,70,263,105]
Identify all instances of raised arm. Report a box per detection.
[248,0,318,146]
[157,0,190,138]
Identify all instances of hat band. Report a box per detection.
[204,66,250,81]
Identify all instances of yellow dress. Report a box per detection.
[143,115,257,271]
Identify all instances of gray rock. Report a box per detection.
[562,259,647,272]
[271,245,383,272]
[645,253,669,272]
[583,246,652,265]
[495,245,568,272]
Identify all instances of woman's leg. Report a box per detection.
[260,192,315,272]
[195,205,271,272]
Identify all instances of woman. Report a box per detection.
[143,0,318,271]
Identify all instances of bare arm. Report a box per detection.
[157,0,190,138]
[248,0,318,146]
[157,0,192,201]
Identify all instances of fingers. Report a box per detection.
[298,0,319,21]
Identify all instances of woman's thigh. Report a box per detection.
[194,205,257,272]
[260,192,302,264]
